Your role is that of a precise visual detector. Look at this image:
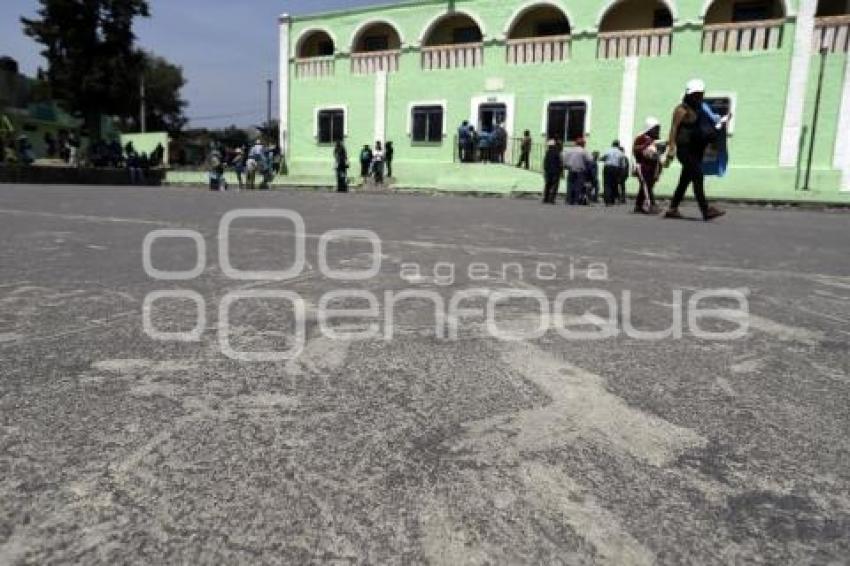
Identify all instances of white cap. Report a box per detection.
[644,116,660,132]
[686,79,706,95]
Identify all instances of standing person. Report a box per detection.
[385,141,394,179]
[334,141,349,192]
[492,122,507,163]
[664,79,726,221]
[457,120,470,162]
[208,150,224,191]
[517,130,532,169]
[561,138,593,205]
[617,144,630,204]
[359,145,372,180]
[542,139,562,204]
[601,141,624,206]
[372,141,385,185]
[467,125,478,163]
[633,117,664,214]
[478,129,492,164]
[231,147,246,190]
[44,132,56,158]
[588,151,601,203]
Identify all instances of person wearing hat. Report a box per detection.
[664,79,726,221]
[561,137,593,205]
[542,139,563,204]
[633,117,664,214]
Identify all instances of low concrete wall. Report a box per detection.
[0,165,165,186]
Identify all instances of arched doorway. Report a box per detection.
[351,21,403,74]
[421,12,485,70]
[295,29,335,78]
[506,3,572,64]
[597,0,674,58]
[702,0,786,52]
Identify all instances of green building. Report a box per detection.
[278,0,850,201]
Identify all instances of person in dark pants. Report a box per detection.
[561,137,592,205]
[517,130,532,169]
[588,151,600,203]
[665,79,725,221]
[600,141,624,206]
[385,141,394,178]
[617,145,629,204]
[359,145,372,180]
[542,139,562,204]
[372,141,385,185]
[458,121,469,162]
[334,141,349,192]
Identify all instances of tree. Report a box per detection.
[120,52,188,134]
[22,0,150,138]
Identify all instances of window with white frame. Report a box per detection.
[317,109,345,144]
[705,94,736,134]
[409,103,446,143]
[546,100,588,143]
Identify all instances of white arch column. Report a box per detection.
[834,53,850,191]
[374,71,388,145]
[778,0,818,167]
[278,14,291,159]
[619,57,640,145]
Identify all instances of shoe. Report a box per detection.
[664,208,684,219]
[705,206,726,221]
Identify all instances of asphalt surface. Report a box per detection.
[0,183,849,565]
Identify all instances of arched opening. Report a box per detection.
[295,30,335,79]
[351,22,403,74]
[352,22,402,52]
[507,4,572,64]
[814,0,850,52]
[702,0,786,53]
[297,30,335,58]
[421,12,485,70]
[704,0,785,24]
[507,5,571,39]
[597,0,674,59]
[422,13,483,46]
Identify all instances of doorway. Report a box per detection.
[479,103,507,133]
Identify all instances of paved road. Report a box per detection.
[0,184,848,565]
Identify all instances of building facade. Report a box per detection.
[279,0,850,198]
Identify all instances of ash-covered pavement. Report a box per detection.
[0,184,848,565]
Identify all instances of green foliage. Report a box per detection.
[21,0,157,136]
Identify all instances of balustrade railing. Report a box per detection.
[506,35,571,65]
[702,19,784,53]
[813,15,850,53]
[421,43,483,70]
[351,50,401,74]
[597,28,672,59]
[295,56,335,79]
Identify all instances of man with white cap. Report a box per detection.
[633,116,664,214]
[664,79,726,221]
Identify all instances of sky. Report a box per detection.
[0,0,400,128]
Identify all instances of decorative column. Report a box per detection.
[835,53,850,191]
[278,14,291,160]
[779,0,818,167]
[618,56,639,145]
[374,71,388,145]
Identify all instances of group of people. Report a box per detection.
[207,139,281,191]
[457,120,510,164]
[542,79,729,221]
[332,140,395,192]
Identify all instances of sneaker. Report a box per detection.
[664,208,683,219]
[705,207,726,221]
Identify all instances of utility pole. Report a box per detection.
[803,47,829,191]
[140,73,147,133]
